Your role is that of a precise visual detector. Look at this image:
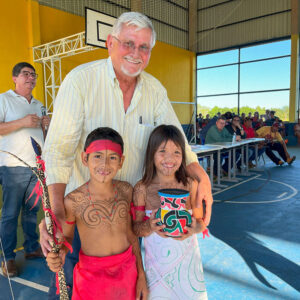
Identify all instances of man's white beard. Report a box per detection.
[121,64,142,77]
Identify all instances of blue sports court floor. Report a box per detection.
[0,146,299,300]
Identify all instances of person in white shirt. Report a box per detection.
[0,62,50,277]
[40,12,213,299]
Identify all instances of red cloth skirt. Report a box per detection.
[72,246,137,300]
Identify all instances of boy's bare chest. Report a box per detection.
[73,196,129,228]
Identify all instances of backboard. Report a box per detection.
[85,7,116,48]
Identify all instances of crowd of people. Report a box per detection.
[196,110,296,177]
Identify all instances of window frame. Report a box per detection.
[196,38,291,117]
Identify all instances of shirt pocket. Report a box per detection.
[134,124,155,151]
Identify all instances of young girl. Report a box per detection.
[133,124,208,300]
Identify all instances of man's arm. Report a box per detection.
[0,114,41,135]
[186,162,213,226]
[46,193,75,272]
[40,72,85,256]
[39,183,67,256]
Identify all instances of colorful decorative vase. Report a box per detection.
[155,188,192,237]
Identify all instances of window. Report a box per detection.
[196,40,291,121]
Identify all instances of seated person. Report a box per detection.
[226,115,246,139]
[252,111,260,128]
[243,117,265,168]
[294,119,300,145]
[256,122,296,166]
[205,116,241,176]
[225,115,247,170]
[46,127,147,300]
[241,113,246,124]
[199,115,217,142]
[264,110,276,126]
[224,111,233,125]
[274,117,286,139]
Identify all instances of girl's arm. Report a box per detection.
[132,182,166,237]
[126,185,148,299]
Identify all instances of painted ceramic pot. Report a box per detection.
[155,188,192,237]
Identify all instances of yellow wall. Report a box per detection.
[0,1,194,123]
[0,1,35,92]
[147,43,195,123]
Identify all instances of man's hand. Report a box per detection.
[39,218,64,257]
[136,273,148,300]
[175,218,206,241]
[186,163,213,226]
[21,114,41,128]
[41,115,50,129]
[236,135,242,141]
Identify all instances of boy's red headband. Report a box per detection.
[85,140,123,157]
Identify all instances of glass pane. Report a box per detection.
[240,91,289,121]
[197,65,238,96]
[197,49,238,68]
[240,57,290,92]
[197,95,238,118]
[240,40,291,62]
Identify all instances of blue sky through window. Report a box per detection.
[196,39,291,120]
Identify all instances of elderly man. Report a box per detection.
[0,62,50,277]
[41,12,212,299]
[256,122,296,165]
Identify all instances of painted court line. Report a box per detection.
[212,174,261,198]
[0,270,49,293]
[214,177,298,204]
[277,192,287,199]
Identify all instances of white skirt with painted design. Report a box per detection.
[144,232,208,300]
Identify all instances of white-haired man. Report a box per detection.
[41,12,211,299]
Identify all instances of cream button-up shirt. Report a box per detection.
[43,57,197,195]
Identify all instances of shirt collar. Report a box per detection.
[8,89,37,104]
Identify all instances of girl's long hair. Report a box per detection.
[142,124,189,186]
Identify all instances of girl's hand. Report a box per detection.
[149,209,169,238]
[46,248,68,273]
[175,218,206,241]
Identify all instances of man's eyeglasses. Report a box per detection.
[233,118,240,122]
[112,36,151,55]
[20,71,38,79]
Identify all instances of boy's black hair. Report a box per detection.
[84,127,124,153]
[12,62,35,77]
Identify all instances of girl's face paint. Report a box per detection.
[153,140,182,178]
[82,149,124,184]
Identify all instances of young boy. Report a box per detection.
[46,127,147,300]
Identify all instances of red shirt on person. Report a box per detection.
[243,124,255,138]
